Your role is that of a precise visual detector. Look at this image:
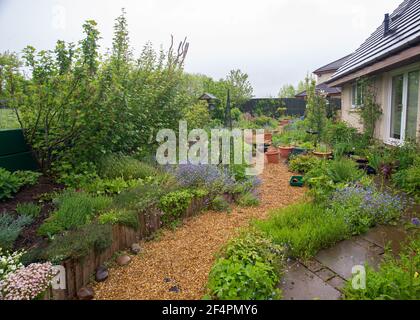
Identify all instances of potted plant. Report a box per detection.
[313,144,332,159]
[272,135,294,159]
[264,130,273,143]
[277,107,289,126]
[266,146,280,164]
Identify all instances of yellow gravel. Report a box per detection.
[93,162,305,300]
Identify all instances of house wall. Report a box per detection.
[340,62,420,143]
[316,71,335,84]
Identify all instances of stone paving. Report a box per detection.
[280,224,410,300]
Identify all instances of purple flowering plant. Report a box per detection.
[330,185,408,235]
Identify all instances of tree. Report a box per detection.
[305,77,328,144]
[278,84,296,98]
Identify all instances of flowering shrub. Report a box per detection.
[330,185,407,235]
[0,262,55,300]
[0,249,25,281]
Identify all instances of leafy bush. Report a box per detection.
[0,214,33,250]
[393,155,420,199]
[15,203,41,219]
[211,196,231,212]
[207,231,283,300]
[344,237,420,300]
[326,158,364,184]
[97,154,158,180]
[38,191,111,237]
[0,169,41,201]
[158,189,195,225]
[289,155,321,174]
[81,177,142,195]
[237,192,260,207]
[256,203,349,260]
[98,209,139,230]
[112,182,165,212]
[330,186,407,235]
[253,116,278,129]
[43,223,113,263]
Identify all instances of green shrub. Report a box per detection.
[289,155,321,174]
[98,209,139,230]
[81,177,142,195]
[237,192,260,207]
[211,196,231,212]
[97,154,158,180]
[207,231,283,300]
[393,155,420,199]
[113,182,166,212]
[158,189,195,225]
[43,223,113,263]
[0,214,33,250]
[38,191,112,236]
[256,203,349,260]
[0,169,41,201]
[343,237,420,300]
[326,158,364,184]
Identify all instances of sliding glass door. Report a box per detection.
[389,69,419,142]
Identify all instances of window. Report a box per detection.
[389,69,419,143]
[351,81,363,108]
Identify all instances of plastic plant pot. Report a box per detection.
[290,176,304,187]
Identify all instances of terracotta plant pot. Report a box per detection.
[313,151,332,159]
[278,120,289,127]
[264,132,273,142]
[279,146,294,159]
[266,149,280,164]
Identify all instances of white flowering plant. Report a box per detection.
[1,262,55,300]
[0,248,25,281]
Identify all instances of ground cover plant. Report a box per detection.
[343,235,420,300]
[0,169,41,200]
[206,231,284,300]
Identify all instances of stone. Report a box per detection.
[280,262,341,300]
[164,278,172,283]
[315,240,383,280]
[315,268,336,282]
[327,276,346,292]
[131,243,142,255]
[362,225,409,255]
[302,259,324,272]
[95,266,109,282]
[77,287,94,300]
[169,286,181,293]
[116,255,132,266]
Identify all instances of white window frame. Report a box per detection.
[386,63,420,146]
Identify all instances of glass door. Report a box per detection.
[389,69,419,142]
[406,71,419,140]
[390,74,404,140]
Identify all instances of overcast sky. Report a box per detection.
[0,0,403,96]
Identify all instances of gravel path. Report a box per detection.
[93,163,305,300]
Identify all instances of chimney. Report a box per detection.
[384,13,390,36]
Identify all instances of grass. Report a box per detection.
[255,202,349,260]
[0,108,19,129]
[97,154,158,180]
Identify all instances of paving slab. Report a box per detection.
[327,276,346,292]
[280,263,342,300]
[361,225,409,255]
[315,240,382,280]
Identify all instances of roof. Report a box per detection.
[329,0,420,83]
[295,83,341,98]
[313,55,352,75]
[198,93,219,101]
